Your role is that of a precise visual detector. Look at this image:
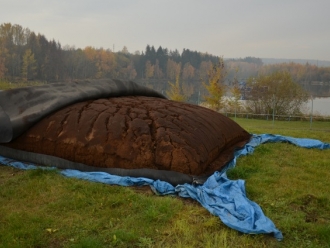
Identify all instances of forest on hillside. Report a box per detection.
[1,23,330,102]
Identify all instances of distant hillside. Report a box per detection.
[262,58,330,67]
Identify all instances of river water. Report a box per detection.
[302,97,330,116]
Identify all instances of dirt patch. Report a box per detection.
[290,194,330,223]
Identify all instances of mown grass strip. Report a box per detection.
[0,80,45,90]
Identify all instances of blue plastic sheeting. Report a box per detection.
[1,134,330,241]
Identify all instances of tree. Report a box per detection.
[166,75,187,102]
[169,49,180,63]
[156,46,167,72]
[227,81,243,113]
[166,59,181,80]
[154,59,164,79]
[119,61,137,80]
[121,46,129,54]
[203,58,227,111]
[145,45,156,64]
[226,67,243,113]
[42,40,63,81]
[145,60,154,79]
[198,60,212,82]
[182,62,195,81]
[0,23,30,78]
[21,49,37,80]
[182,81,194,99]
[182,49,201,68]
[98,48,116,78]
[0,43,8,78]
[245,71,309,115]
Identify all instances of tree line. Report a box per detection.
[1,22,330,102]
[0,23,220,83]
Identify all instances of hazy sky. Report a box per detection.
[1,0,330,60]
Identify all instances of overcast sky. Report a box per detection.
[1,0,330,60]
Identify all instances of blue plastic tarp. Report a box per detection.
[1,134,330,241]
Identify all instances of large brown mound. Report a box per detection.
[4,96,250,176]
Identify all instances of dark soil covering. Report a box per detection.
[4,96,251,176]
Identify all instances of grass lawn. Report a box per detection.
[0,81,43,90]
[1,117,330,247]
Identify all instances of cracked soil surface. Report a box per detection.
[5,96,251,176]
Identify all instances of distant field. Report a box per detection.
[1,107,330,247]
[234,117,330,141]
[0,81,43,90]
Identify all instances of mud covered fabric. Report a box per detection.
[0,79,165,143]
[2,134,328,240]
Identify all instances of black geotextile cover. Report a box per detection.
[0,79,166,143]
[0,80,200,185]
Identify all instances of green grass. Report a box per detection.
[0,167,269,248]
[228,118,330,247]
[1,120,330,247]
[233,117,330,141]
[0,80,44,90]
